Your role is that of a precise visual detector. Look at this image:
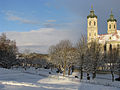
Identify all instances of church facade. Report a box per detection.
[87,6,120,51]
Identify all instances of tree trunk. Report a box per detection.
[80,55,84,80]
[118,63,120,78]
[92,71,96,79]
[118,70,120,78]
[80,66,83,80]
[68,66,71,75]
[111,71,114,82]
[71,65,74,73]
[87,73,90,80]
[63,60,66,77]
[92,64,97,79]
[51,67,53,71]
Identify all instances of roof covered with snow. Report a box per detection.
[98,30,120,44]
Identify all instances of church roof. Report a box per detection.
[98,30,120,44]
[107,9,117,22]
[87,6,97,19]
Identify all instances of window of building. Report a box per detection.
[109,37,111,40]
[109,25,111,29]
[94,21,96,26]
[89,21,91,26]
[104,44,106,51]
[109,44,112,51]
[94,33,96,36]
[117,44,120,49]
[89,33,91,36]
[114,25,115,29]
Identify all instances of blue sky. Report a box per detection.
[0,0,79,32]
[0,0,120,53]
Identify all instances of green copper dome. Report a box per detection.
[87,6,97,19]
[107,9,117,22]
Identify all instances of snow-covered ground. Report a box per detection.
[0,68,120,90]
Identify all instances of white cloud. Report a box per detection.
[46,20,56,23]
[6,28,82,53]
[4,10,39,25]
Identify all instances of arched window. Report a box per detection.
[89,33,91,36]
[109,44,112,51]
[104,44,106,51]
[94,33,96,36]
[117,44,120,49]
[114,25,115,29]
[109,37,111,40]
[94,21,96,26]
[89,21,91,26]
[109,25,111,29]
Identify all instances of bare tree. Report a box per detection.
[0,33,18,68]
[76,35,87,80]
[49,40,73,76]
[49,45,63,72]
[85,41,103,79]
[106,48,119,82]
[66,48,78,75]
[117,57,120,79]
[84,47,93,80]
[116,45,120,79]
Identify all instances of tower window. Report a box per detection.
[109,37,111,40]
[109,44,112,51]
[114,25,115,29]
[117,44,120,48]
[89,33,91,36]
[89,21,91,26]
[109,25,111,29]
[104,44,106,51]
[94,21,96,26]
[94,33,96,36]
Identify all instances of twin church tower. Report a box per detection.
[87,6,120,51]
[87,6,117,44]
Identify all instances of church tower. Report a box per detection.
[87,6,98,43]
[107,9,117,34]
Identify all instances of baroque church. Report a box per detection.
[87,6,120,51]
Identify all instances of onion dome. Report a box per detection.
[87,5,97,19]
[107,9,117,22]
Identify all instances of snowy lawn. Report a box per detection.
[0,68,120,90]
